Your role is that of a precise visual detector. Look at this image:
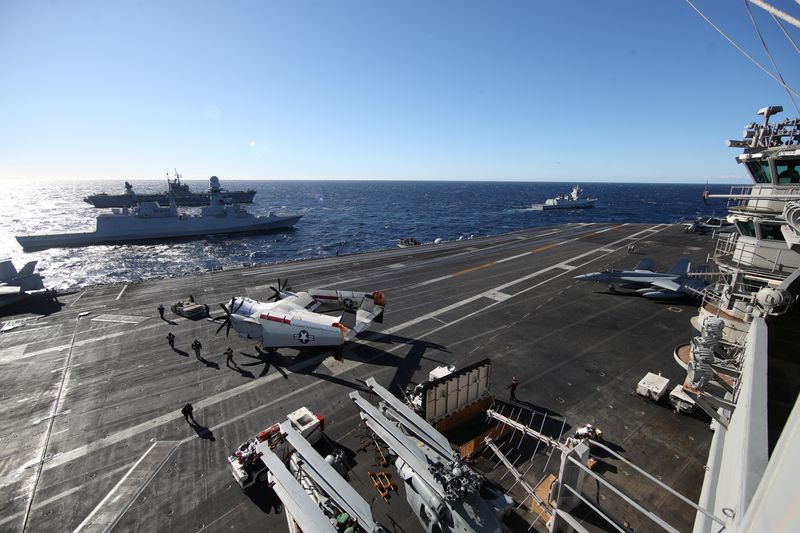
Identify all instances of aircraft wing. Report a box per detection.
[258,446,337,533]
[268,291,316,312]
[649,279,683,293]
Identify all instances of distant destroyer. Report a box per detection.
[83,171,256,207]
[16,176,301,252]
[531,184,597,210]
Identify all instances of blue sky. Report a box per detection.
[0,1,798,183]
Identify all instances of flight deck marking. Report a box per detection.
[15,223,670,478]
[0,463,133,528]
[72,440,160,532]
[452,262,495,276]
[387,263,405,269]
[408,275,453,289]
[115,285,128,300]
[68,290,86,308]
[484,291,512,302]
[90,314,148,324]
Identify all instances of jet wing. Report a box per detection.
[649,279,682,293]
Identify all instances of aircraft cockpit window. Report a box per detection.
[759,223,785,241]
[746,161,771,183]
[736,220,756,237]
[776,161,800,184]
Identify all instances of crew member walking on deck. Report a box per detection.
[509,376,519,401]
[181,402,195,423]
[225,346,235,367]
[157,303,165,319]
[191,339,202,359]
[167,331,175,349]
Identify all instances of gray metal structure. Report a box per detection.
[279,421,384,532]
[351,377,504,533]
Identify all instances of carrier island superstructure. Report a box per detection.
[533,106,800,533]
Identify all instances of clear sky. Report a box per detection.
[1,1,798,183]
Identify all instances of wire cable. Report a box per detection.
[772,13,800,54]
[685,0,800,99]
[747,0,800,29]
[744,0,800,114]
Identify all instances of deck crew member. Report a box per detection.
[157,303,165,319]
[167,331,175,349]
[181,402,195,423]
[191,339,202,359]
[225,346,235,367]
[509,376,519,401]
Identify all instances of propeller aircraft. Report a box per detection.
[215,279,386,350]
[574,258,708,299]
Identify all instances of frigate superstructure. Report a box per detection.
[16,176,301,251]
[83,171,256,207]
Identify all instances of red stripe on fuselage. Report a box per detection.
[259,313,291,324]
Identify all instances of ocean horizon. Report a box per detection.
[2,180,733,290]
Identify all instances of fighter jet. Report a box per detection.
[0,259,45,309]
[574,258,707,299]
[214,279,385,349]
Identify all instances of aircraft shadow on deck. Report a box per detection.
[0,297,63,318]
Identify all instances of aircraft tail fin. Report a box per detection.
[342,292,385,341]
[16,261,38,277]
[667,258,691,275]
[633,258,655,272]
[0,260,17,283]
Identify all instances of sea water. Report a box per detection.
[1,180,733,289]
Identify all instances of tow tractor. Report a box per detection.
[171,300,210,319]
[227,406,324,490]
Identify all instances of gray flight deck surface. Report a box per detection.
[1,223,715,532]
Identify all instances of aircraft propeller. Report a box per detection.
[268,278,291,302]
[215,296,244,336]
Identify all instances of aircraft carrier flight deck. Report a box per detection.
[0,223,717,532]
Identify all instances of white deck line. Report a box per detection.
[72,440,159,533]
[115,285,127,300]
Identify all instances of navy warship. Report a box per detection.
[531,185,597,210]
[83,171,256,208]
[16,176,302,252]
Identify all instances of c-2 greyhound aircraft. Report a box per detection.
[215,279,385,349]
[574,258,707,299]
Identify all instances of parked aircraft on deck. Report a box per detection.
[214,279,385,350]
[574,258,708,299]
[0,259,45,309]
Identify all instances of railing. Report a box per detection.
[721,185,800,215]
[712,233,794,277]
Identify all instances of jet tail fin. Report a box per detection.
[0,260,17,283]
[16,261,38,277]
[632,259,655,272]
[666,258,691,275]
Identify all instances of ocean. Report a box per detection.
[1,180,734,290]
